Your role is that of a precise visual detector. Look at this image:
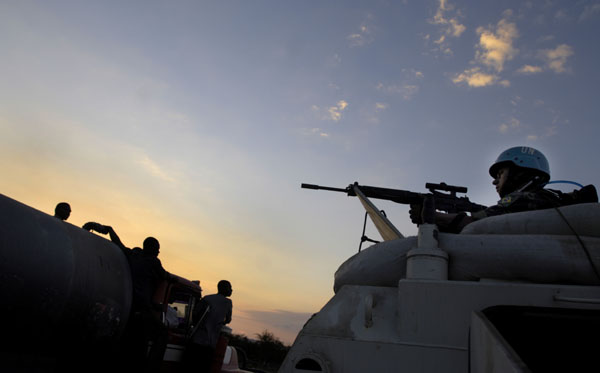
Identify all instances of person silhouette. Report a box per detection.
[81,222,168,372]
[184,280,233,373]
[54,202,71,221]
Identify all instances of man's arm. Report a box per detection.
[224,300,232,324]
[434,212,474,232]
[409,205,474,233]
[82,222,129,252]
[105,227,125,250]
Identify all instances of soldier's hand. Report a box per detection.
[409,204,423,225]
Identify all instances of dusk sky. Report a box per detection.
[2,0,600,344]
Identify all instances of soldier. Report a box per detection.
[410,146,597,233]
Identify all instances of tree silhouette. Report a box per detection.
[228,330,290,373]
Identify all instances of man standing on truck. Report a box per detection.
[82,222,169,372]
[184,280,233,373]
[410,146,597,233]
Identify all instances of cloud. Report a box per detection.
[301,127,330,138]
[431,0,466,37]
[539,44,573,73]
[347,33,368,47]
[579,4,600,22]
[312,101,348,122]
[452,11,518,88]
[475,16,519,72]
[554,9,572,23]
[347,15,375,47]
[498,117,520,134]
[545,125,558,137]
[375,102,388,111]
[136,154,176,183]
[327,54,342,67]
[452,68,498,87]
[376,83,420,100]
[517,65,543,74]
[537,35,555,43]
[328,100,348,121]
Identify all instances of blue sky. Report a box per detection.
[1,0,599,343]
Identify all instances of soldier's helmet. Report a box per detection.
[489,146,550,182]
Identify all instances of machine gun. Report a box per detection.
[301,181,486,214]
[302,181,486,251]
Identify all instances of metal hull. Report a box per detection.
[0,193,132,351]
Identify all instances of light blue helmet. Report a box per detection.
[489,146,550,182]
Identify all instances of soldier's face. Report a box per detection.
[493,166,511,197]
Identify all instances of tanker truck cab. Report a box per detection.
[152,275,202,369]
[151,276,251,372]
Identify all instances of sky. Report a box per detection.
[1,0,600,344]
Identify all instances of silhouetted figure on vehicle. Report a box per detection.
[82,222,169,372]
[184,280,233,373]
[54,202,71,221]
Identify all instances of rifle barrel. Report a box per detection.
[301,183,348,193]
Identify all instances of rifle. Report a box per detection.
[301,181,486,214]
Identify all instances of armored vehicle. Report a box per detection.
[279,183,600,372]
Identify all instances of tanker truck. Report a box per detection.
[0,193,247,372]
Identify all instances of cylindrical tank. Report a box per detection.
[0,193,132,352]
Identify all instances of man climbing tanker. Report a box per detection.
[282,146,600,372]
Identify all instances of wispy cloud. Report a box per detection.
[401,68,425,79]
[376,83,419,100]
[375,102,388,111]
[311,100,349,122]
[300,127,330,138]
[554,9,572,23]
[431,0,466,37]
[537,35,555,43]
[453,11,517,88]
[347,14,375,47]
[452,67,498,87]
[580,3,600,21]
[136,154,176,183]
[475,13,519,72]
[539,44,573,73]
[429,0,465,54]
[517,65,543,74]
[498,117,520,134]
[328,100,348,121]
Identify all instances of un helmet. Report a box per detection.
[489,146,550,182]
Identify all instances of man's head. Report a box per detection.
[143,237,160,257]
[54,202,71,221]
[489,147,550,197]
[217,280,232,297]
